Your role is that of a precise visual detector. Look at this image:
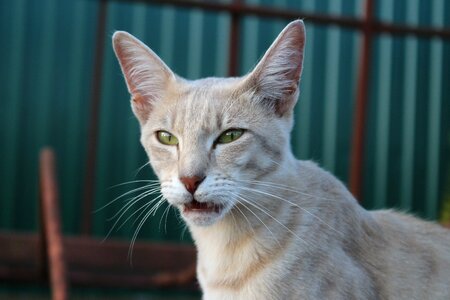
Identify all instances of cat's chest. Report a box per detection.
[198,268,278,300]
[196,246,287,300]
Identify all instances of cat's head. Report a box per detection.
[112,20,305,227]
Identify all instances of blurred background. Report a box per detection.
[0,0,449,298]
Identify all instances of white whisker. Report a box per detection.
[96,184,160,213]
[108,179,160,189]
[238,179,336,202]
[134,161,150,177]
[122,195,164,230]
[102,192,162,242]
[159,203,171,233]
[236,193,312,248]
[240,186,343,237]
[107,187,160,221]
[232,200,256,237]
[232,193,281,248]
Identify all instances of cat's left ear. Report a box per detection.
[112,31,176,124]
[245,20,305,117]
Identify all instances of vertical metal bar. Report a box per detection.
[349,0,374,201]
[82,0,108,235]
[40,148,69,300]
[228,0,242,76]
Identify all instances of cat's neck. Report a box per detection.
[190,154,299,251]
[189,157,369,270]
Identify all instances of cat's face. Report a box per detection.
[113,21,305,226]
[140,78,290,226]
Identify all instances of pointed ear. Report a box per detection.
[245,20,305,117]
[112,31,175,123]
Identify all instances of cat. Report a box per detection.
[112,20,450,299]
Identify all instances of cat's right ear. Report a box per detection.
[112,31,175,123]
[243,20,305,117]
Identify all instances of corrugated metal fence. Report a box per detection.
[0,0,449,243]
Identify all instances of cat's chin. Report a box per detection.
[180,200,227,227]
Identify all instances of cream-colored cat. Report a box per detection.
[112,20,450,299]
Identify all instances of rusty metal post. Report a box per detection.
[82,0,108,235]
[349,0,375,201]
[39,148,69,300]
[228,0,242,76]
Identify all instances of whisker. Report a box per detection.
[165,205,174,234]
[134,161,150,177]
[128,203,156,264]
[240,186,342,237]
[180,223,189,241]
[108,180,160,189]
[159,203,171,233]
[232,193,281,248]
[119,195,163,230]
[236,194,312,248]
[240,186,343,237]
[232,200,256,237]
[150,198,166,217]
[107,188,160,221]
[102,192,161,242]
[117,202,153,231]
[228,205,239,229]
[128,197,166,264]
[238,179,336,202]
[95,184,159,213]
[129,196,164,229]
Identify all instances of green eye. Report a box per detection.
[216,129,244,144]
[157,131,179,145]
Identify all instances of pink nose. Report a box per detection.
[180,176,205,194]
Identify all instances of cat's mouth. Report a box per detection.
[183,199,223,214]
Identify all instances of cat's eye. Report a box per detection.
[216,129,244,144]
[156,131,179,145]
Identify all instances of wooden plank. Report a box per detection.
[0,232,197,290]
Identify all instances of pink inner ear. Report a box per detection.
[249,21,305,117]
[113,32,176,123]
[132,92,144,106]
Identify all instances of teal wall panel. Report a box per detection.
[0,0,98,233]
[0,0,449,244]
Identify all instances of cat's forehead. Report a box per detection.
[150,76,251,133]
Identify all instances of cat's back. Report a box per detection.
[373,209,450,254]
[295,161,450,299]
[371,210,450,299]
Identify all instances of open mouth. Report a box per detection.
[183,199,223,214]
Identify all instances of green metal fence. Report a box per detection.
[0,0,449,243]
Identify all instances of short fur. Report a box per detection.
[112,20,450,299]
